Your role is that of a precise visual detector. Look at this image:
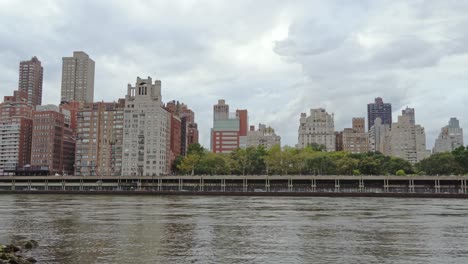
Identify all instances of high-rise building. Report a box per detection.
[367,97,392,131]
[236,109,248,149]
[165,100,199,158]
[30,105,75,175]
[0,91,33,175]
[298,108,335,151]
[342,117,369,154]
[335,132,343,151]
[246,124,281,150]
[211,99,248,153]
[369,117,391,154]
[165,101,182,167]
[61,51,95,103]
[121,77,170,176]
[213,99,229,120]
[389,107,430,164]
[74,100,125,176]
[433,118,464,153]
[18,56,43,107]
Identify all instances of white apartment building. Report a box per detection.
[298,108,335,151]
[121,77,170,176]
[433,118,464,153]
[246,124,281,150]
[389,108,430,164]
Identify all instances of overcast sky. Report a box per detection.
[0,0,467,149]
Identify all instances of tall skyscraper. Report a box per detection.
[61,51,95,103]
[121,77,170,176]
[389,107,430,164]
[18,56,43,107]
[367,97,392,131]
[298,108,335,151]
[433,118,464,153]
[211,99,248,153]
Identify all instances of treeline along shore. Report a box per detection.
[175,143,468,177]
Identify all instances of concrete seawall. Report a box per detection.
[1,190,468,199]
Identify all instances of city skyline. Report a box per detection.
[1,1,468,149]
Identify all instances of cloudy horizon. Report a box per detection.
[1,0,467,150]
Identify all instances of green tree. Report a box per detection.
[383,157,413,175]
[230,148,249,175]
[336,156,359,175]
[452,146,468,174]
[187,143,205,156]
[359,156,382,175]
[396,169,406,176]
[177,154,200,175]
[416,152,463,175]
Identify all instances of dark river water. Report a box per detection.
[0,195,467,263]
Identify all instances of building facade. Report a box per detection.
[30,105,75,175]
[389,108,430,164]
[61,51,95,103]
[298,108,335,151]
[342,118,369,154]
[246,124,281,149]
[18,56,43,107]
[367,97,392,131]
[121,77,170,176]
[0,91,33,175]
[211,99,248,153]
[433,118,464,153]
[369,117,391,154]
[74,100,125,176]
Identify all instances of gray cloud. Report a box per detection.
[0,0,467,149]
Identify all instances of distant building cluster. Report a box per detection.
[0,53,199,176]
[0,53,465,176]
[297,97,463,164]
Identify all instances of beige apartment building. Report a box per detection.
[246,123,281,150]
[389,108,430,164]
[298,108,335,151]
[61,51,95,103]
[74,100,125,176]
[342,118,369,154]
[433,118,464,153]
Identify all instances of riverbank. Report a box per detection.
[1,190,468,199]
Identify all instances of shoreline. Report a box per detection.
[1,190,468,199]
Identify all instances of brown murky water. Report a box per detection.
[0,195,467,263]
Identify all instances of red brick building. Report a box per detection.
[18,56,43,107]
[211,99,248,153]
[0,91,33,175]
[30,105,75,175]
